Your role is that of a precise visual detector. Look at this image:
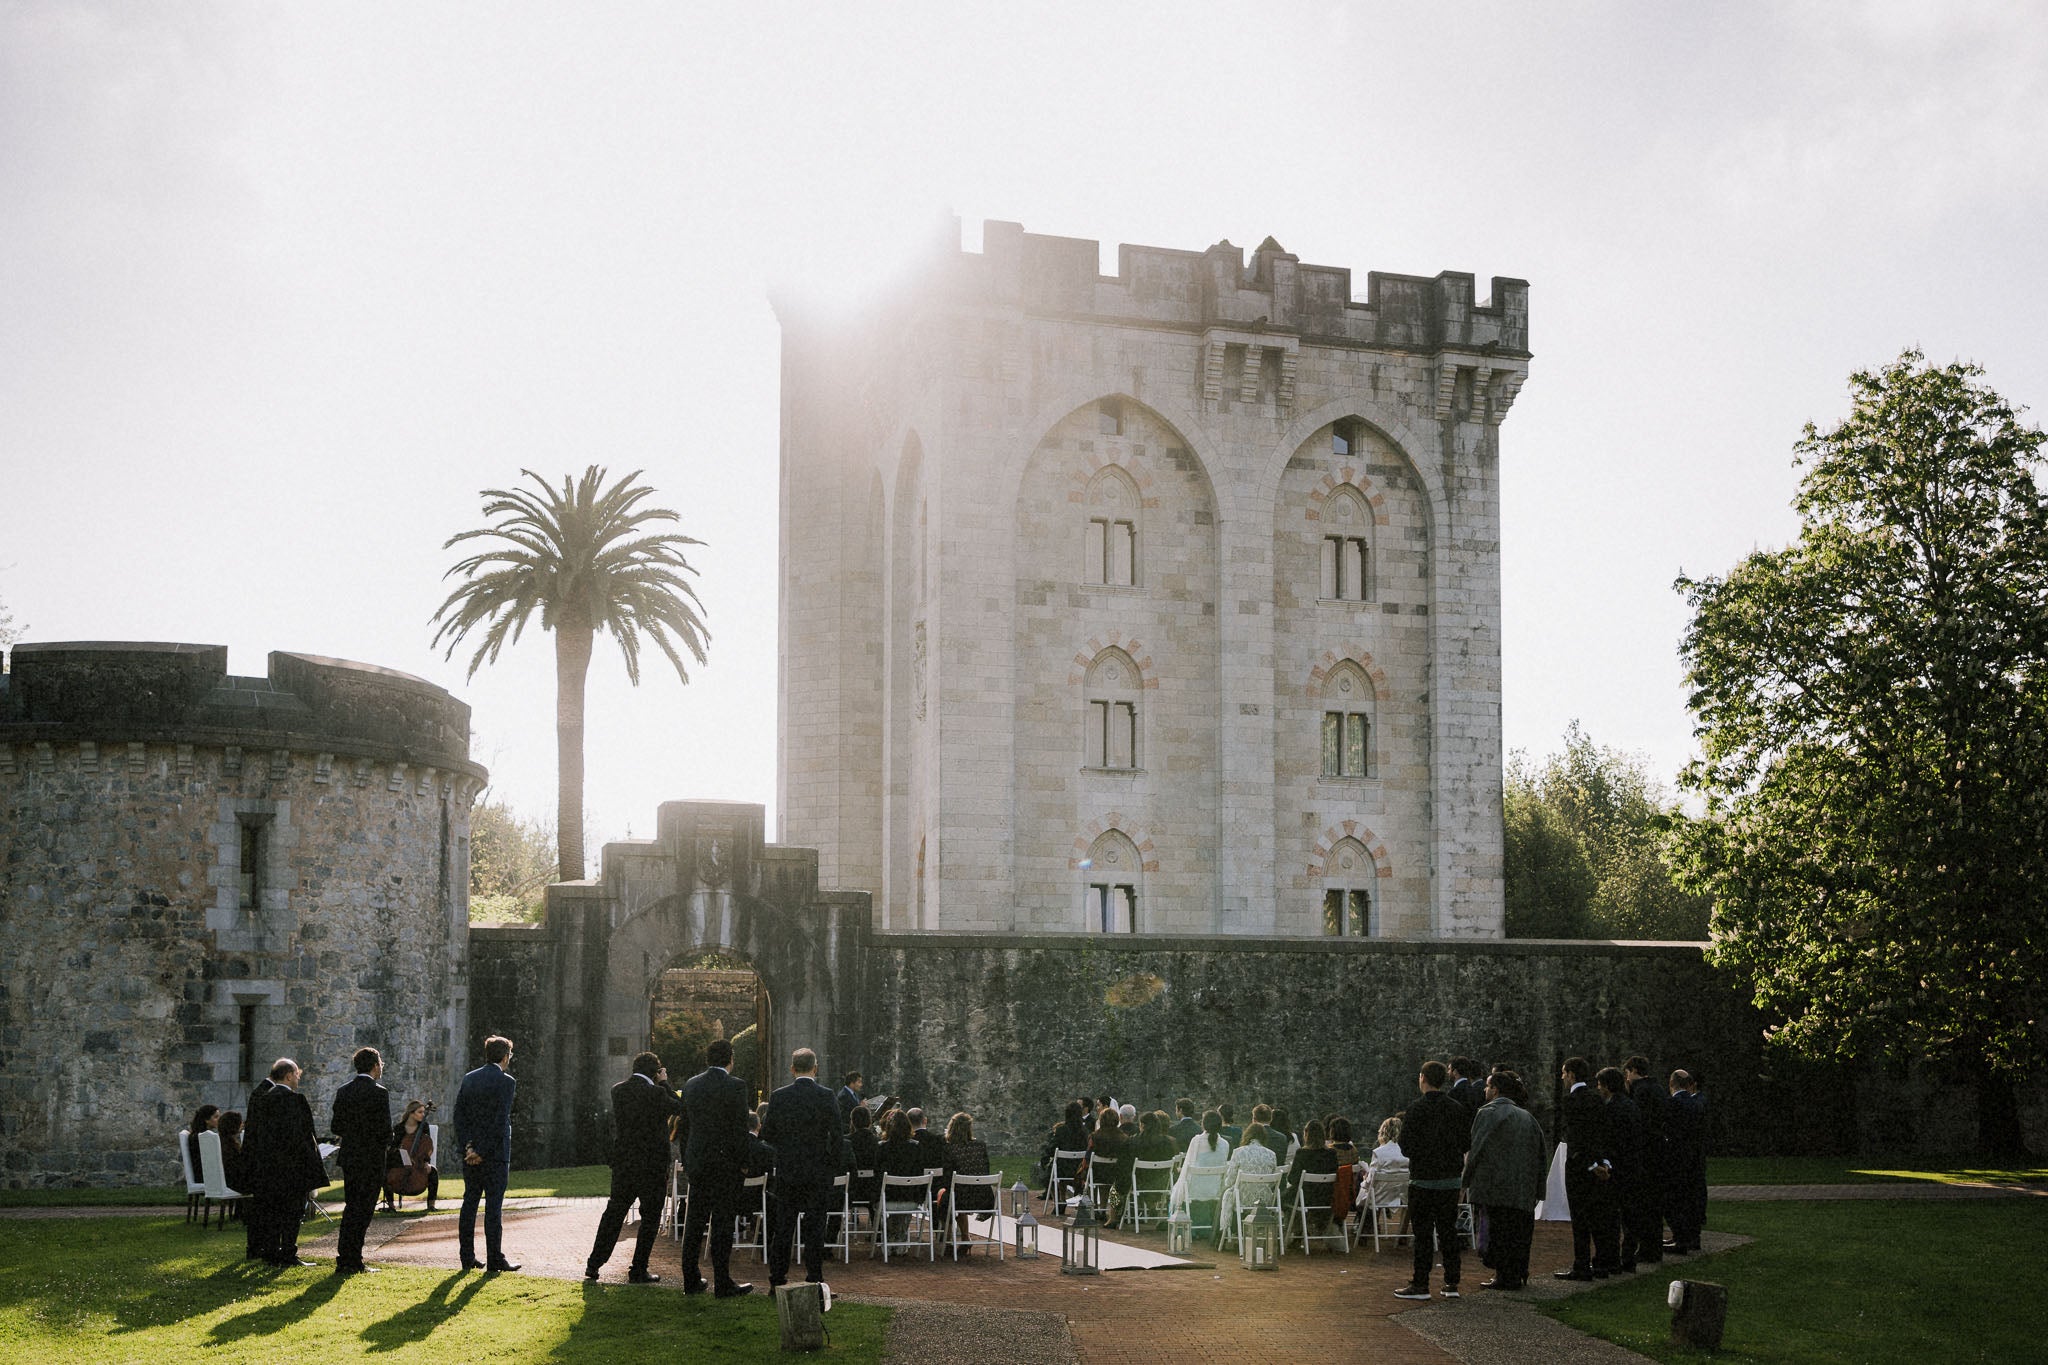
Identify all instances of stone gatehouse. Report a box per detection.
[0,642,485,1186]
[776,224,1529,939]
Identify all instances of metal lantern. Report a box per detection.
[1240,1199,1281,1271]
[1167,1208,1194,1255]
[1009,1180,1040,1260]
[1060,1195,1101,1275]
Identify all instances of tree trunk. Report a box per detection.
[555,624,594,882]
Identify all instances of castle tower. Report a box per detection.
[776,224,1527,938]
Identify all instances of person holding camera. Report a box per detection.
[585,1050,682,1283]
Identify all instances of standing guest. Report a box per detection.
[1218,1103,1243,1148]
[454,1034,520,1274]
[1168,1098,1201,1152]
[944,1112,996,1243]
[243,1071,278,1261]
[836,1072,865,1124]
[1462,1069,1546,1291]
[678,1038,754,1298]
[217,1110,249,1198]
[760,1047,841,1289]
[1623,1055,1668,1264]
[383,1101,440,1212]
[1663,1070,1707,1253]
[1448,1058,1486,1113]
[584,1051,681,1284]
[245,1058,327,1268]
[1392,1060,1472,1302]
[1554,1056,1617,1281]
[330,1046,391,1276]
[1282,1118,1339,1233]
[1601,1065,1653,1271]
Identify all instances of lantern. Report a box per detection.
[1166,1208,1194,1255]
[1240,1199,1280,1271]
[1009,1180,1040,1260]
[1060,1195,1101,1275]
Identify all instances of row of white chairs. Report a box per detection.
[177,1129,244,1229]
[663,1165,1006,1264]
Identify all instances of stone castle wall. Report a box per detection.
[0,642,486,1187]
[778,224,1527,937]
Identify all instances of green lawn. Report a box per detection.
[1542,1197,2048,1364]
[312,1164,615,1204]
[1706,1156,2048,1187]
[0,1217,887,1363]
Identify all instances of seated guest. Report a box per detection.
[1251,1104,1288,1160]
[847,1104,881,1211]
[1170,1110,1231,1237]
[909,1107,951,1219]
[1216,1119,1279,1247]
[1041,1099,1092,1200]
[216,1110,248,1207]
[1327,1117,1361,1166]
[1089,1106,1131,1222]
[1370,1116,1409,1172]
[944,1111,995,1240]
[1118,1103,1138,1138]
[382,1099,440,1212]
[1168,1098,1201,1152]
[1324,1116,1360,1225]
[188,1104,221,1143]
[1270,1107,1299,1162]
[1283,1119,1340,1234]
[1218,1103,1243,1148]
[1129,1111,1177,1218]
[876,1109,928,1241]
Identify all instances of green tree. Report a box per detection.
[1503,767,1595,937]
[468,798,557,922]
[649,1007,720,1078]
[1673,351,2048,1154]
[432,467,710,881]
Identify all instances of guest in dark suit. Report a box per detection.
[908,1107,951,1220]
[1598,1066,1652,1271]
[1664,1070,1707,1252]
[243,1074,277,1261]
[454,1034,519,1273]
[584,1050,681,1283]
[847,1104,881,1212]
[1218,1103,1243,1149]
[1553,1056,1618,1281]
[761,1047,842,1287]
[1168,1098,1201,1152]
[1622,1055,1667,1266]
[836,1072,865,1125]
[1448,1057,1486,1113]
[330,1046,391,1275]
[244,1058,327,1267]
[679,1037,754,1297]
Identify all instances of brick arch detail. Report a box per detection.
[1304,470,1391,528]
[1305,648,1387,700]
[1069,816,1160,874]
[1067,634,1159,688]
[1307,824,1392,881]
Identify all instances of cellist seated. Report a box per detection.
[383,1099,440,1212]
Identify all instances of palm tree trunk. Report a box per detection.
[555,624,594,881]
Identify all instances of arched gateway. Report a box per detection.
[468,801,868,1167]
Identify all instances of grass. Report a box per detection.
[1542,1197,2048,1364]
[0,1216,888,1363]
[0,1186,189,1208]
[1706,1156,2048,1187]
[312,1164,616,1204]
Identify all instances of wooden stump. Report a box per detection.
[1670,1279,1728,1350]
[775,1283,826,1352]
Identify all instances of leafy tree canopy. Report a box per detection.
[468,798,558,923]
[1672,352,2048,1107]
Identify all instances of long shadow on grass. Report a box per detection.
[207,1270,344,1342]
[356,1272,487,1352]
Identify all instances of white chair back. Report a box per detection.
[178,1131,204,1193]
[197,1129,241,1201]
[880,1172,935,1262]
[1043,1148,1088,1203]
[945,1174,1004,1262]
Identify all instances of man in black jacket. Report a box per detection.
[761,1047,843,1287]
[678,1038,754,1297]
[585,1051,682,1283]
[1447,1057,1485,1114]
[245,1058,328,1268]
[1621,1055,1666,1267]
[1663,1070,1707,1252]
[243,1073,277,1262]
[1393,1060,1472,1301]
[1554,1056,1618,1280]
[835,1072,865,1125]
[330,1047,391,1275]
[1598,1066,1653,1272]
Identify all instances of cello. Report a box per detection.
[385,1100,438,1200]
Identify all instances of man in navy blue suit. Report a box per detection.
[679,1037,754,1297]
[454,1034,519,1272]
[761,1047,843,1287]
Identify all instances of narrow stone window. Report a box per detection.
[1319,662,1375,778]
[237,1001,260,1085]
[237,817,268,910]
[1088,882,1137,932]
[1318,487,1373,601]
[1321,838,1377,935]
[1332,421,1355,457]
[1083,465,1140,587]
[1083,649,1140,770]
[1097,398,1125,436]
[1080,829,1142,932]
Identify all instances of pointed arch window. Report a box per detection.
[1318,486,1373,602]
[1083,648,1140,770]
[1320,662,1375,779]
[1081,830,1141,932]
[1322,837,1377,936]
[1084,467,1139,587]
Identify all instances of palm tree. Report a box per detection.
[432,466,709,881]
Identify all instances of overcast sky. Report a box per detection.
[5,2,2045,845]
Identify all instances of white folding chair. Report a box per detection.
[846,1168,880,1256]
[879,1173,935,1262]
[1042,1149,1087,1208]
[945,1174,1004,1261]
[177,1132,206,1224]
[668,1160,686,1240]
[1217,1171,1281,1253]
[1085,1156,1121,1216]
[1175,1159,1226,1240]
[196,1130,242,1230]
[796,1173,857,1265]
[1290,1171,1349,1254]
[1359,1168,1411,1251]
[1129,1159,1176,1233]
[731,1173,769,1262]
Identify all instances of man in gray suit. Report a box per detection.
[1462,1069,1548,1290]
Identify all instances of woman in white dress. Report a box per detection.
[1169,1109,1232,1240]
[1359,1114,1412,1233]
[1215,1119,1280,1247]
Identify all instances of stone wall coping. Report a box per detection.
[867,931,1709,958]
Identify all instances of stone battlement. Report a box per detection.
[0,641,482,776]
[961,221,1529,355]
